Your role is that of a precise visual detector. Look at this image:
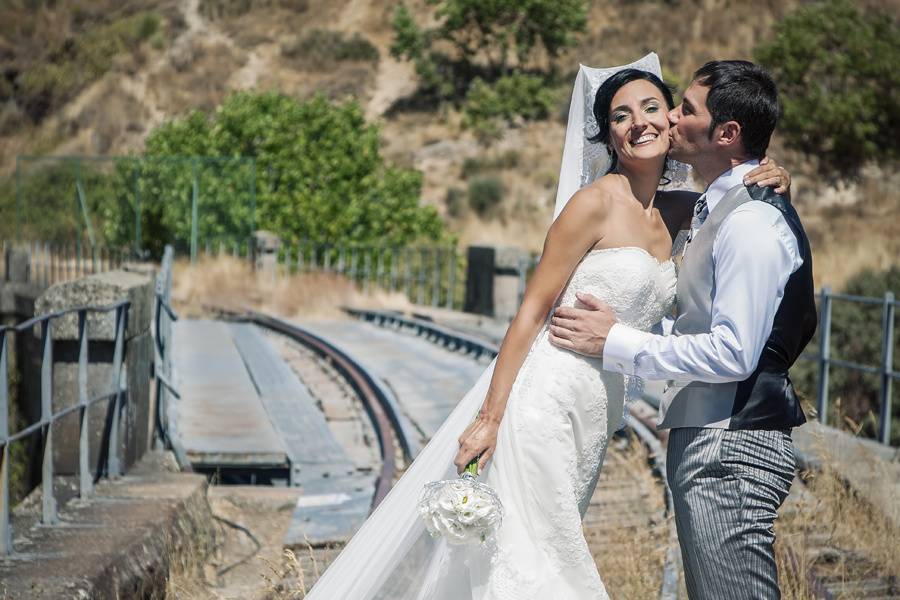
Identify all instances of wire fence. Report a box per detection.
[13,155,256,260]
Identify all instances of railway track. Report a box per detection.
[219,306,896,599]
[342,307,681,599]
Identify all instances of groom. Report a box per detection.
[549,60,816,599]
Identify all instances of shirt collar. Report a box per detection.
[704,159,760,213]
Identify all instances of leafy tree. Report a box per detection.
[755,0,900,175]
[101,92,445,255]
[462,74,556,141]
[391,0,585,141]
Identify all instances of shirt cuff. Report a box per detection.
[603,323,650,375]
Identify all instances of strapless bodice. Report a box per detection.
[554,246,677,332]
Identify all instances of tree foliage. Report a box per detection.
[391,0,586,141]
[754,0,900,175]
[100,92,444,255]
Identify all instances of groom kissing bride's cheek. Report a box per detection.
[306,55,810,600]
[551,59,815,600]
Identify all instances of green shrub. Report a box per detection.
[200,0,308,19]
[468,176,505,217]
[282,30,379,68]
[461,150,520,176]
[127,91,445,254]
[392,0,587,76]
[754,0,900,175]
[390,0,585,138]
[462,74,557,142]
[16,11,164,121]
[791,266,900,443]
[445,187,466,218]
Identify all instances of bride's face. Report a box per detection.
[607,79,671,166]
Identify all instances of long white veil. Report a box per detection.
[305,54,687,599]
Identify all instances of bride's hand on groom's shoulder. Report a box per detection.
[743,156,791,195]
[549,293,616,358]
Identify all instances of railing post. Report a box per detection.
[190,158,199,265]
[446,248,456,310]
[390,248,399,293]
[417,249,426,305]
[40,319,58,525]
[817,287,832,425]
[879,292,894,444]
[432,248,441,307]
[363,249,372,295]
[77,310,92,498]
[107,306,127,478]
[376,247,385,289]
[1,329,12,555]
[404,248,413,300]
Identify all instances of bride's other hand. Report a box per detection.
[743,156,790,195]
[454,414,499,475]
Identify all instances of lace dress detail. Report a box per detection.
[459,247,676,599]
[305,247,676,600]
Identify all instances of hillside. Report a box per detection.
[1,0,898,289]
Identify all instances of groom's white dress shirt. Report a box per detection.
[603,160,803,384]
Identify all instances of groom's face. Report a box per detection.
[667,81,714,162]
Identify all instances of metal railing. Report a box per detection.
[0,301,130,555]
[801,287,898,444]
[152,246,187,468]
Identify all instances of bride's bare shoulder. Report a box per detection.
[560,181,616,220]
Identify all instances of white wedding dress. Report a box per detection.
[307,246,677,599]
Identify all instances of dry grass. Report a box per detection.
[260,542,343,599]
[171,254,410,320]
[774,432,900,599]
[589,436,669,598]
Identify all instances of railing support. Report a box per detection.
[816,287,832,424]
[1,330,11,554]
[879,292,895,444]
[107,306,127,478]
[40,320,58,525]
[77,310,92,498]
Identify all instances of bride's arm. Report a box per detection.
[453,187,610,474]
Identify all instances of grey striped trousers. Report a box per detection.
[667,427,795,600]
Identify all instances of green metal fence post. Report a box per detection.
[190,159,199,264]
[134,161,142,257]
[817,287,832,424]
[879,292,895,444]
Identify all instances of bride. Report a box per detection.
[305,54,789,599]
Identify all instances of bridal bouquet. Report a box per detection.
[417,459,504,545]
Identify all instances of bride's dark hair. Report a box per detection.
[589,69,676,181]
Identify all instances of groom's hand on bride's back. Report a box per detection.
[549,292,616,358]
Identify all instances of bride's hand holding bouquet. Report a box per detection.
[417,409,504,546]
[454,409,500,475]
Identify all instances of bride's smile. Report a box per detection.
[606,79,672,166]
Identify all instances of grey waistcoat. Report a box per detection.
[658,183,815,430]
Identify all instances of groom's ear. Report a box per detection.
[715,121,742,149]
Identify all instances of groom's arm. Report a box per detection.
[604,205,801,382]
[551,204,801,382]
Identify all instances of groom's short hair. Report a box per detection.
[692,60,779,158]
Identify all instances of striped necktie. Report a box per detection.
[686,193,708,247]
